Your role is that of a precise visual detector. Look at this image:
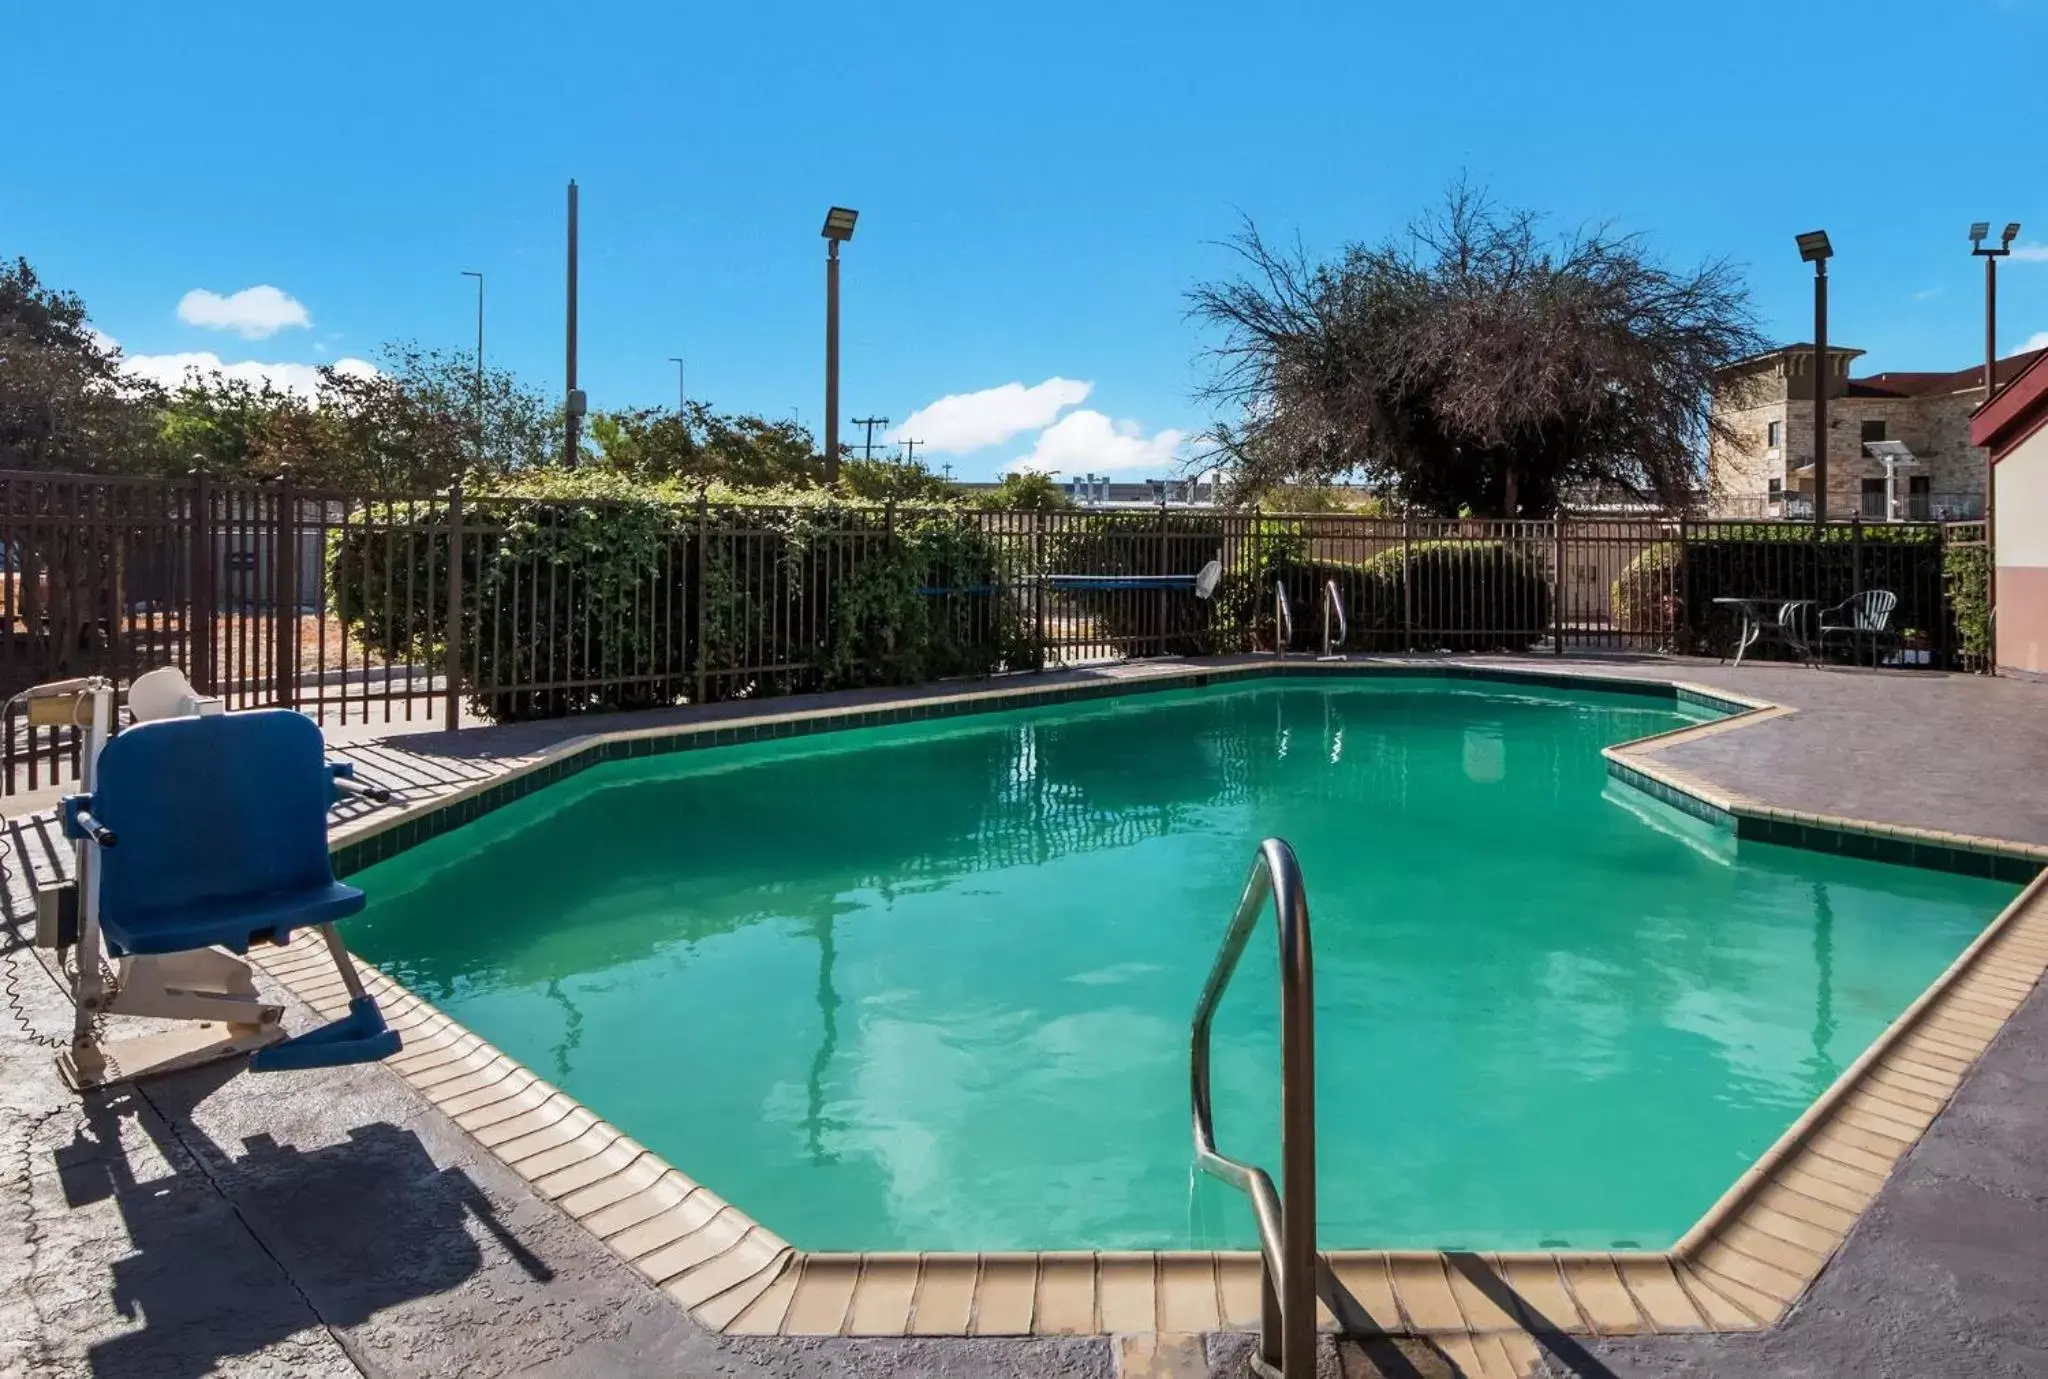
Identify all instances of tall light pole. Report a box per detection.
[821,207,859,485]
[1971,220,2020,616]
[668,356,686,415]
[1796,230,1833,528]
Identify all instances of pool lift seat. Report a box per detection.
[47,671,402,1090]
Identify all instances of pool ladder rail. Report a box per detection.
[1191,838,1317,1379]
[1270,580,1347,658]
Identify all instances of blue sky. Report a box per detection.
[8,0,2046,480]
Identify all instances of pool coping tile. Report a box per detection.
[245,657,2048,1346]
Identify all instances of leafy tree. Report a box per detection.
[1187,185,1768,516]
[0,256,160,471]
[975,470,1074,511]
[589,403,824,489]
[838,456,957,503]
[376,340,558,476]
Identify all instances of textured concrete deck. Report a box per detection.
[4,655,2047,1377]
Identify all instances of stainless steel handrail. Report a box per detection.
[1191,838,1316,1379]
[1319,579,1347,657]
[1273,581,1294,654]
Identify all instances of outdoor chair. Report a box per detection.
[56,700,401,1087]
[1818,590,1899,667]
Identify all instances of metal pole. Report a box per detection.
[670,357,686,415]
[444,478,463,733]
[1812,263,1829,530]
[1986,253,1998,627]
[566,179,580,468]
[825,241,841,485]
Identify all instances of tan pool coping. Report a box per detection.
[249,659,2048,1372]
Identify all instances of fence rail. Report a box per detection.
[0,470,1986,793]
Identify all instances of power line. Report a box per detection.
[900,437,924,467]
[851,416,890,464]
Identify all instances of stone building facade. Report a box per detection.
[1707,345,2045,520]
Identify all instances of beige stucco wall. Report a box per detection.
[1995,423,2048,675]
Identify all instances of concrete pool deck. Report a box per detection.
[4,653,2047,1377]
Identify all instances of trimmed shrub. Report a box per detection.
[330,474,1034,721]
[1610,523,1946,659]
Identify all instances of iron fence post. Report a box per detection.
[1402,514,1413,653]
[1551,513,1566,656]
[1677,517,1690,654]
[693,494,709,705]
[191,468,216,694]
[1156,501,1169,658]
[1851,514,1864,597]
[1033,512,1047,670]
[272,481,298,708]
[443,477,464,732]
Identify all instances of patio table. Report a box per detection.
[1713,596,1817,668]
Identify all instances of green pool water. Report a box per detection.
[344,679,2018,1253]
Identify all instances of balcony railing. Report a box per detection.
[1714,492,1984,522]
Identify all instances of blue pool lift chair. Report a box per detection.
[55,694,402,1090]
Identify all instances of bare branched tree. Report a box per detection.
[1188,185,1769,514]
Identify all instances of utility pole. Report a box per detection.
[668,357,686,414]
[900,437,924,468]
[851,416,889,464]
[941,462,954,481]
[565,179,583,468]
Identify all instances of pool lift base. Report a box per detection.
[34,669,402,1092]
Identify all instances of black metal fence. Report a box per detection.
[0,469,1986,792]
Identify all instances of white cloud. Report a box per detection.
[893,378,1091,453]
[2013,243,2048,264]
[175,285,312,339]
[119,349,375,398]
[1912,287,1941,300]
[2023,331,2048,353]
[1012,409,1188,475]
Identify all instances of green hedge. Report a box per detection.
[1611,523,1946,658]
[329,476,1034,721]
[1289,541,1551,653]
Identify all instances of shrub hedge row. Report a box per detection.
[1611,523,1948,658]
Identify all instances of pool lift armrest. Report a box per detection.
[328,761,396,806]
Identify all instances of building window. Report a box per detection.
[1767,477,1783,498]
[1861,419,1887,443]
[1860,477,1886,518]
[1908,474,1931,520]
[1766,420,1783,448]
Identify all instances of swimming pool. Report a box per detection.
[344,677,2018,1254]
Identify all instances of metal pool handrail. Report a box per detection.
[1320,579,1347,658]
[1273,581,1294,654]
[1190,837,1316,1379]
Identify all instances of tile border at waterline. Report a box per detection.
[265,659,2048,1353]
[324,659,1765,878]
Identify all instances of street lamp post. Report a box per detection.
[668,356,686,415]
[1796,231,1834,528]
[1971,220,2020,620]
[821,207,859,486]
